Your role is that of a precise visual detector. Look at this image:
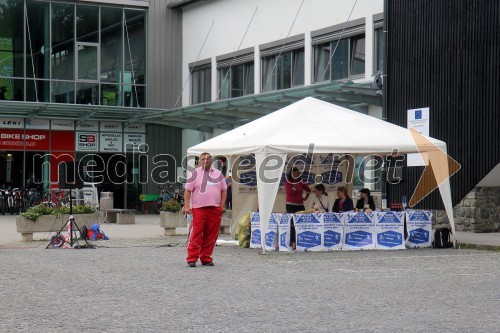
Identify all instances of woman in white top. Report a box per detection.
[310,184,330,212]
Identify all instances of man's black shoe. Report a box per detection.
[201,262,214,266]
[187,261,196,267]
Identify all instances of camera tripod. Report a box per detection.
[46,189,93,249]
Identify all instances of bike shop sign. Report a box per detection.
[76,132,98,151]
[0,129,50,150]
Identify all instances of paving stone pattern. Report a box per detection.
[0,241,499,333]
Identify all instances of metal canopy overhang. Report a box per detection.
[0,79,381,131]
[140,79,382,132]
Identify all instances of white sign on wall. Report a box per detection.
[77,121,99,131]
[51,120,74,130]
[76,132,98,151]
[125,123,146,133]
[407,107,430,166]
[0,118,24,128]
[100,122,122,132]
[124,133,147,152]
[26,119,50,130]
[100,133,123,152]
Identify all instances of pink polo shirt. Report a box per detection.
[185,166,227,208]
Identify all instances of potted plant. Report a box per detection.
[159,199,185,235]
[16,204,99,241]
[161,199,182,213]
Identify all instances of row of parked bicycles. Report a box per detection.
[0,187,77,215]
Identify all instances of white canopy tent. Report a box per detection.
[187,97,456,250]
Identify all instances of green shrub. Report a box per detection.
[21,204,96,221]
[161,199,182,213]
[21,205,54,221]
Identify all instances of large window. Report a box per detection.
[0,1,146,106]
[0,0,24,101]
[261,48,304,92]
[374,26,384,73]
[313,34,365,82]
[218,60,254,100]
[191,64,211,104]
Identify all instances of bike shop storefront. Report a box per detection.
[0,118,146,210]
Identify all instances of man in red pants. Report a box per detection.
[184,152,227,267]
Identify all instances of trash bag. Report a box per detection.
[237,212,251,248]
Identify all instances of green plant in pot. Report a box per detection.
[21,204,96,221]
[162,199,182,213]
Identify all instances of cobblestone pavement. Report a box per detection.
[1,239,499,333]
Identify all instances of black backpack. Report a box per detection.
[80,225,88,240]
[433,228,453,248]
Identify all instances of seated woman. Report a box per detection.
[332,186,354,213]
[310,184,330,212]
[355,188,376,212]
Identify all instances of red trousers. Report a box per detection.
[187,206,222,263]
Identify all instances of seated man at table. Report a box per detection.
[356,188,376,212]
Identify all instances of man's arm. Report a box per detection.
[184,189,192,214]
[220,189,227,209]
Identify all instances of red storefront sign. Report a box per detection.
[0,129,50,151]
[52,131,75,151]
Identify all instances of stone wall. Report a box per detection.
[432,187,500,232]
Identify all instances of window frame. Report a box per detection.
[217,61,254,100]
[312,33,366,83]
[261,47,305,92]
[190,63,211,105]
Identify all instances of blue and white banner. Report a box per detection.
[343,212,375,250]
[322,213,344,251]
[405,210,433,248]
[250,212,279,250]
[276,213,293,252]
[294,213,323,252]
[250,212,261,249]
[374,211,405,250]
[265,214,278,251]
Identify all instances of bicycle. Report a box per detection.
[153,184,184,215]
[0,188,7,215]
[81,184,108,224]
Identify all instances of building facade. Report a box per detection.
[0,0,386,210]
[0,0,183,209]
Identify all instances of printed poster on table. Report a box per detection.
[294,213,323,252]
[374,211,405,250]
[264,214,278,251]
[276,213,292,252]
[250,212,261,249]
[343,212,375,250]
[405,210,433,248]
[323,213,344,251]
[250,212,277,250]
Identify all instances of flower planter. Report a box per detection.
[159,211,186,236]
[159,210,233,236]
[16,213,100,242]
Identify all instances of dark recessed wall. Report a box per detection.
[386,0,500,209]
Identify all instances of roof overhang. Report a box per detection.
[0,78,382,132]
[140,78,383,133]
